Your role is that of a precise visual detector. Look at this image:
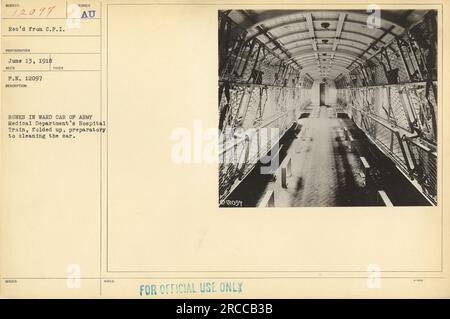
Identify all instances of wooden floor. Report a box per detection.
[262,105,374,207]
[222,105,431,207]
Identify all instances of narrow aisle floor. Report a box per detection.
[273,105,371,207]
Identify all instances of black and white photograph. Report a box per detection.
[218,9,438,207]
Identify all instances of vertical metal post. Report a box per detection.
[281,167,288,188]
[240,86,255,125]
[395,131,413,172]
[232,86,248,128]
[396,38,413,81]
[398,87,416,132]
[407,36,424,80]
[239,39,256,77]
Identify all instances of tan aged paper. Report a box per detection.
[1,0,449,298]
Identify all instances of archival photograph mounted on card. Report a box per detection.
[218,10,438,208]
[1,0,449,299]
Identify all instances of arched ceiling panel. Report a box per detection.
[227,9,430,80]
[252,19,400,42]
